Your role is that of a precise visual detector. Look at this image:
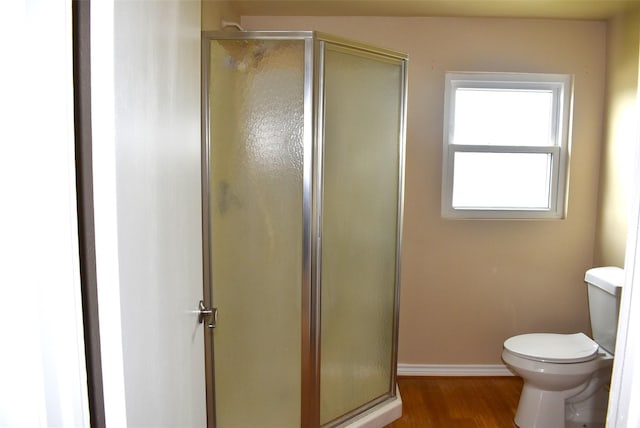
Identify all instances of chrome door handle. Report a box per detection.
[198,300,218,328]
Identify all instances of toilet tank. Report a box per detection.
[585,266,624,354]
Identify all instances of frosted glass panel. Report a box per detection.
[320,45,403,424]
[208,39,304,428]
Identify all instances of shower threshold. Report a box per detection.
[340,385,402,428]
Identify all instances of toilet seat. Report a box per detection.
[504,332,599,363]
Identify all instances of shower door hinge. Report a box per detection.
[198,300,218,329]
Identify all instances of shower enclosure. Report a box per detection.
[201,31,408,428]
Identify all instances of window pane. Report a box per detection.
[453,89,553,146]
[452,152,552,209]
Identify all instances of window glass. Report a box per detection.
[453,89,554,147]
[452,152,552,209]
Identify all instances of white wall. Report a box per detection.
[92,0,206,426]
[0,0,89,426]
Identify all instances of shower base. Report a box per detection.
[342,385,402,428]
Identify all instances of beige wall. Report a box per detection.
[202,0,240,31]
[594,8,640,267]
[242,16,606,364]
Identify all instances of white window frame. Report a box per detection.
[441,72,572,219]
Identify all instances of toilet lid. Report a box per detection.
[504,333,599,363]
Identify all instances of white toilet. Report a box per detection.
[502,266,624,428]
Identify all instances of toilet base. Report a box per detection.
[513,367,612,428]
[515,383,584,428]
[565,366,611,427]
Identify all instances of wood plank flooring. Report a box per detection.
[386,376,523,428]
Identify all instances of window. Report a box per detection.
[441,72,572,219]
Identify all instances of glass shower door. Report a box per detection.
[205,38,305,428]
[319,43,405,425]
[204,32,407,428]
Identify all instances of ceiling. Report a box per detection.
[227,0,640,20]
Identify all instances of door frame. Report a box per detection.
[72,2,106,426]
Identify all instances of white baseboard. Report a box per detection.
[397,363,515,377]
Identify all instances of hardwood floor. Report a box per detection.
[386,376,523,428]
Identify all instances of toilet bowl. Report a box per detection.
[502,267,624,428]
[502,333,613,428]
